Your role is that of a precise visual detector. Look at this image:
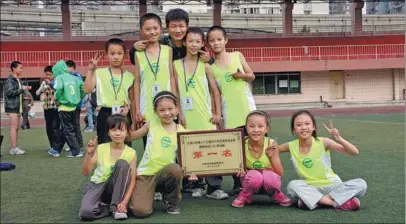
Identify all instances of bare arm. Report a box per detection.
[133,54,141,112]
[278,143,290,153]
[323,138,359,155]
[130,122,150,141]
[84,69,96,94]
[236,52,255,82]
[270,149,284,177]
[81,150,97,176]
[323,120,359,155]
[205,64,221,118]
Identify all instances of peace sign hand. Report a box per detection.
[266,138,278,158]
[86,136,98,155]
[323,120,341,141]
[89,53,102,71]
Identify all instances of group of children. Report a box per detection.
[77,9,367,221]
[3,8,367,221]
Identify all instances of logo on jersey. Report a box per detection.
[302,158,314,168]
[224,72,233,82]
[151,62,160,74]
[252,161,263,169]
[110,77,120,88]
[187,78,196,88]
[161,137,171,148]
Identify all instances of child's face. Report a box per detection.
[293,114,315,140]
[155,98,178,124]
[185,32,204,56]
[108,124,128,144]
[13,64,23,76]
[45,71,53,81]
[141,19,162,43]
[167,20,188,41]
[67,66,74,73]
[107,44,125,67]
[246,114,269,142]
[207,30,227,54]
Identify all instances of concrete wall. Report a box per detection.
[253,68,405,104]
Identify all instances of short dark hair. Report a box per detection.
[65,60,76,69]
[107,114,131,132]
[44,66,53,73]
[140,13,162,28]
[165,8,189,27]
[207,25,227,40]
[104,38,126,53]
[153,91,178,110]
[185,27,205,42]
[10,61,22,72]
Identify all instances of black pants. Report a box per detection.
[54,110,81,155]
[75,109,84,149]
[21,106,30,128]
[97,107,132,147]
[44,108,61,149]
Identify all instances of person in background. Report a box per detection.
[82,89,97,132]
[66,60,84,151]
[4,61,31,155]
[37,65,61,152]
[20,81,34,130]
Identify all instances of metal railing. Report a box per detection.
[0,44,403,68]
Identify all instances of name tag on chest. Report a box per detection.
[183,97,194,111]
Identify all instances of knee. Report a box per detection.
[130,206,152,218]
[165,163,183,181]
[243,170,263,189]
[263,171,281,190]
[287,180,302,195]
[354,178,367,195]
[115,159,130,170]
[79,206,97,221]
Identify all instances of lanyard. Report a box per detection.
[144,45,161,80]
[182,57,199,93]
[108,67,123,102]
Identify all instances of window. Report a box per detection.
[252,72,301,95]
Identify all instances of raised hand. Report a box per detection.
[323,120,341,141]
[198,50,211,63]
[266,138,278,158]
[86,136,98,155]
[88,53,102,71]
[134,40,149,51]
[120,104,130,116]
[231,69,245,80]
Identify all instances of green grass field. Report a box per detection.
[1,113,405,223]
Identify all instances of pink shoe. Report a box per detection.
[337,198,360,211]
[232,196,251,208]
[273,191,293,207]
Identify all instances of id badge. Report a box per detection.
[183,97,193,111]
[112,105,120,115]
[152,84,160,97]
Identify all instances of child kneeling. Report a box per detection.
[79,115,137,221]
[232,110,291,208]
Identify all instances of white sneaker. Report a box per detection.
[154,192,163,201]
[113,212,128,220]
[9,147,26,155]
[65,147,70,151]
[192,188,206,198]
[206,189,229,200]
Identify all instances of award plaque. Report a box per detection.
[177,129,245,176]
